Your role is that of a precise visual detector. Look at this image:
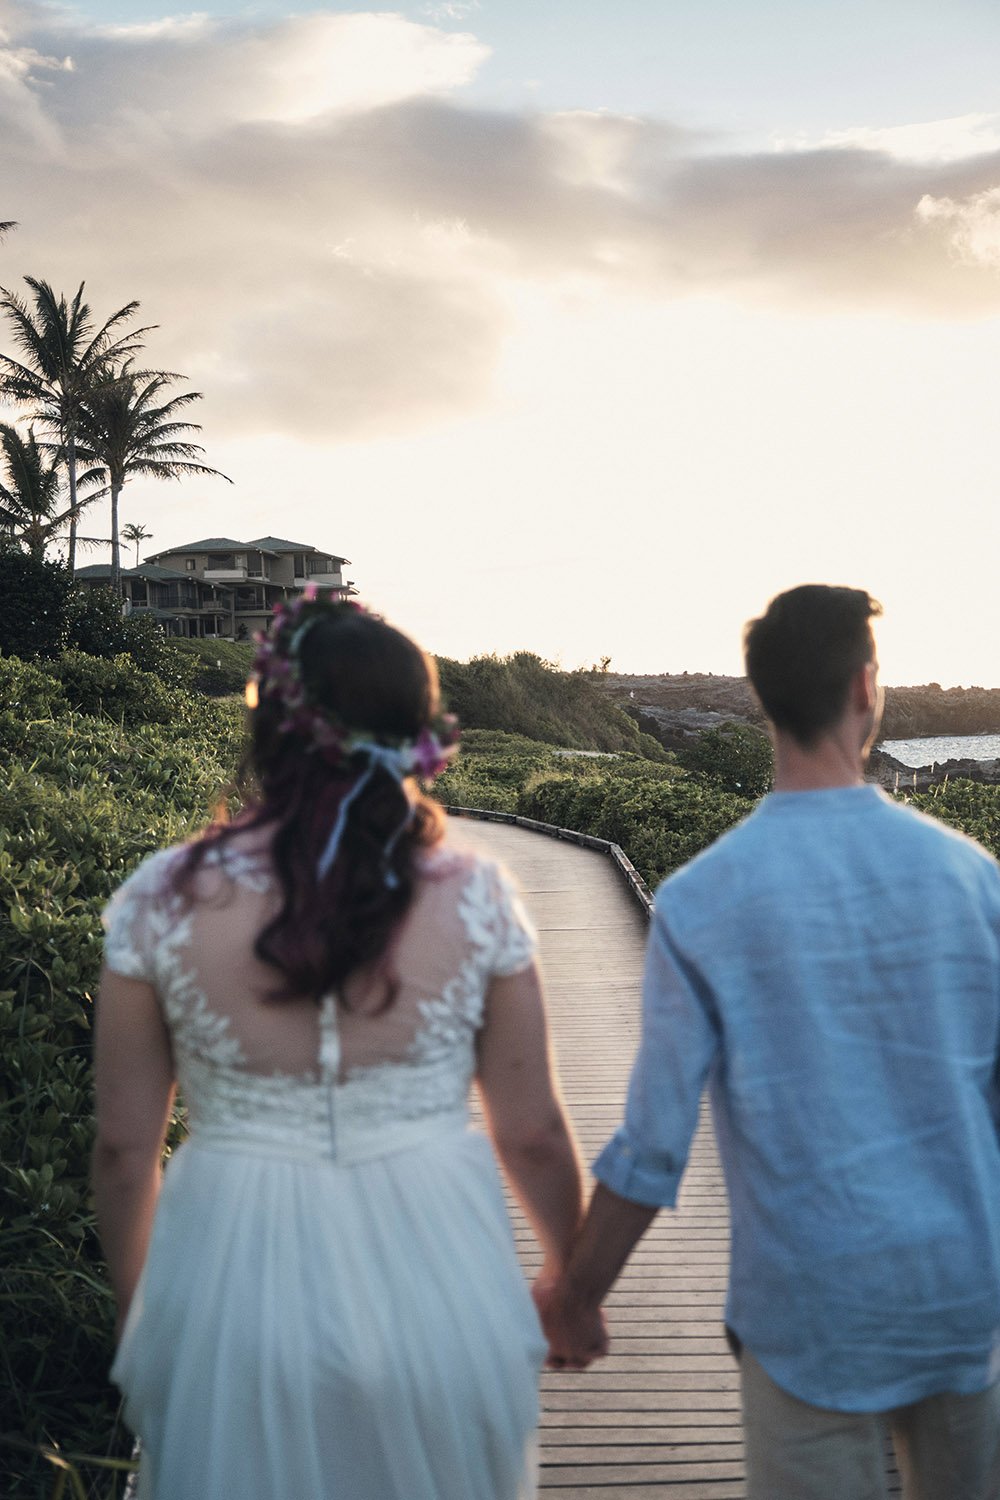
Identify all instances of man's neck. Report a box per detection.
[771,729,866,792]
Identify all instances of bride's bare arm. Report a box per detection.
[475,963,584,1274]
[92,967,176,1329]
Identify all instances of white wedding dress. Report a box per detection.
[102,833,547,1500]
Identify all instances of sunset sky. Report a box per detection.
[3,1,1000,683]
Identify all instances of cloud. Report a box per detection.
[780,113,1000,164]
[420,2,480,22]
[916,187,1000,270]
[3,2,1000,447]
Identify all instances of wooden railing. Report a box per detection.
[444,805,654,918]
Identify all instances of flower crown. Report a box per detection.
[247,585,460,781]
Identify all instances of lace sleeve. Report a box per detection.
[487,861,538,977]
[101,848,177,982]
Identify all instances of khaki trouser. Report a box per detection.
[741,1347,1000,1500]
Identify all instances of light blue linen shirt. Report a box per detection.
[594,785,1000,1411]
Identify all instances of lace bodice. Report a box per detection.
[101,835,536,1164]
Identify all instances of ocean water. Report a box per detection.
[880,734,1000,768]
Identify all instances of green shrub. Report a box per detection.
[436,652,667,757]
[907,779,1000,859]
[170,638,255,696]
[679,722,774,799]
[0,654,69,719]
[0,552,71,660]
[517,769,750,885]
[66,589,199,691]
[0,699,245,1495]
[48,652,181,726]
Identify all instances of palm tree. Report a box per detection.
[122,520,153,567]
[0,223,15,239]
[0,279,151,573]
[0,423,80,560]
[76,361,231,595]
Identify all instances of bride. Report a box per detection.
[91,590,606,1499]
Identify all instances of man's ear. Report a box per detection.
[851,661,878,714]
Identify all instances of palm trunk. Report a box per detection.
[66,435,78,575]
[110,477,122,598]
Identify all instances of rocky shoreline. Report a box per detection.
[867,749,1000,794]
[596,672,1000,791]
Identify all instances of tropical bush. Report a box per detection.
[1,695,244,1498]
[517,768,750,885]
[678,721,774,799]
[0,551,71,660]
[65,588,199,691]
[435,731,747,888]
[0,653,69,718]
[436,652,667,757]
[909,779,1000,859]
[171,638,255,696]
[47,652,179,726]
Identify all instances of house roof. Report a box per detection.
[247,535,311,551]
[249,535,349,563]
[149,537,254,555]
[142,537,350,567]
[76,563,192,582]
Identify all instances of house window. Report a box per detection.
[185,559,196,571]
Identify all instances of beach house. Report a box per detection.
[75,535,355,639]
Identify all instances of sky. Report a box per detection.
[3,2,1000,684]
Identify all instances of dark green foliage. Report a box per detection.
[436,652,667,757]
[0,551,71,659]
[679,722,774,799]
[436,731,681,818]
[46,651,179,725]
[0,654,69,718]
[0,687,244,1497]
[435,732,745,888]
[434,730,573,813]
[66,589,198,690]
[517,769,750,886]
[908,779,1000,858]
[170,637,255,695]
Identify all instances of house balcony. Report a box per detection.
[204,567,248,582]
[294,573,344,588]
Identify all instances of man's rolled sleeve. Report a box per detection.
[593,897,719,1209]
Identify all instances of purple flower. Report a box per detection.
[413,727,444,779]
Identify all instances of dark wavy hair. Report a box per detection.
[744,584,882,746]
[174,605,446,1005]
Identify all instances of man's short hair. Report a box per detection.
[744,585,883,746]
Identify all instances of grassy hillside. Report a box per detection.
[436,653,667,756]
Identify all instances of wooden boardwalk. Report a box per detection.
[454,819,744,1498]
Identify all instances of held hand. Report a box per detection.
[532,1274,609,1371]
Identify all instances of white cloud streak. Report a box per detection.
[780,113,1000,164]
[3,2,1000,445]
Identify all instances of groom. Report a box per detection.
[541,585,1000,1499]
